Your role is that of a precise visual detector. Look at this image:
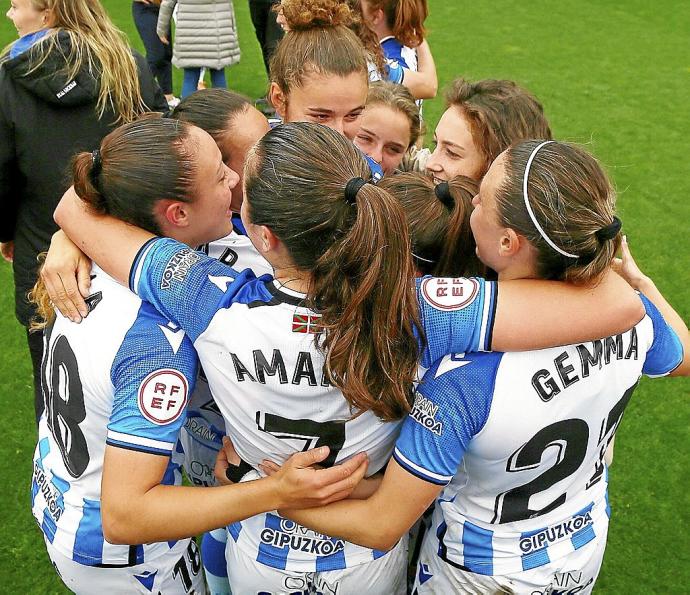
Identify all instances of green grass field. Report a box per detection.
[1,1,688,592]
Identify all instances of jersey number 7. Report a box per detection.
[256,412,346,468]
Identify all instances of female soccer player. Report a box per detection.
[268,0,369,140]
[30,117,367,594]
[55,121,645,593]
[380,173,482,277]
[354,81,421,175]
[356,0,437,99]
[265,141,689,594]
[404,77,552,180]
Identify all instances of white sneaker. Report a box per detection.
[167,96,181,109]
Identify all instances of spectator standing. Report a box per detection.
[157,0,241,98]
[249,0,284,75]
[132,0,178,107]
[0,0,167,424]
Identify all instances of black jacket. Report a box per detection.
[0,31,167,325]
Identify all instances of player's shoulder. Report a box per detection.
[420,352,503,401]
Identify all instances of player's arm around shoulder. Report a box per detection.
[615,237,689,377]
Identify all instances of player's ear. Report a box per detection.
[157,200,191,230]
[498,227,521,258]
[269,82,288,119]
[370,7,385,27]
[255,224,280,253]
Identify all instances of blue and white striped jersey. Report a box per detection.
[32,266,198,566]
[394,295,683,576]
[181,223,272,486]
[129,238,497,571]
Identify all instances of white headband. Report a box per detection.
[522,141,579,259]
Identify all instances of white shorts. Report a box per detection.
[412,522,607,595]
[45,536,206,594]
[225,534,408,595]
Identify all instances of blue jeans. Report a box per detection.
[181,67,227,98]
[131,1,173,94]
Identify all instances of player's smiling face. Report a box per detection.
[426,106,485,183]
[185,126,239,244]
[354,103,410,176]
[271,71,368,141]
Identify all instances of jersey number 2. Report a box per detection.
[492,383,637,524]
[43,334,90,478]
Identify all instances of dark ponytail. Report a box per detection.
[380,173,482,277]
[245,122,420,421]
[70,115,196,236]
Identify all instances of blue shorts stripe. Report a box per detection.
[42,511,57,543]
[315,544,346,572]
[461,520,494,575]
[202,531,229,578]
[227,522,242,542]
[521,547,550,571]
[256,514,289,570]
[72,498,104,565]
[571,523,596,550]
[38,437,51,461]
[373,548,387,560]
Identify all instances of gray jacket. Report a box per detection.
[157,0,240,69]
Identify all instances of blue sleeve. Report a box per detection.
[417,276,498,366]
[639,294,684,377]
[129,237,271,342]
[384,59,405,85]
[107,302,199,456]
[393,352,499,484]
[381,38,409,68]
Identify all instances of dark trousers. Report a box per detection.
[248,0,284,75]
[132,1,173,95]
[26,327,44,425]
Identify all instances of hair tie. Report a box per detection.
[90,149,103,190]
[595,216,622,242]
[344,177,367,205]
[522,140,579,259]
[434,181,454,209]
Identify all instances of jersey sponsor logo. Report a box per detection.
[260,518,346,557]
[160,249,201,290]
[292,313,321,333]
[33,462,64,522]
[138,369,189,425]
[531,328,639,401]
[183,417,220,444]
[282,575,340,595]
[519,511,593,554]
[420,277,479,311]
[409,393,444,436]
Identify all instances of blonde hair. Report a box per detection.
[20,0,147,124]
[366,81,420,148]
[28,254,54,331]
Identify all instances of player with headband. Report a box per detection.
[54,122,647,593]
[263,140,688,594]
